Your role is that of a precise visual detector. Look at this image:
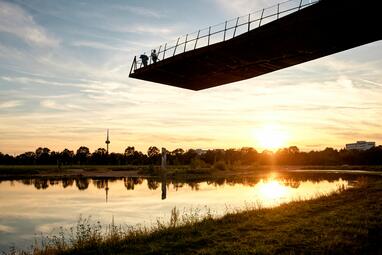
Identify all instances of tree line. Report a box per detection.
[0,145,381,166]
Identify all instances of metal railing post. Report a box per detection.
[208,26,211,46]
[184,34,188,52]
[163,43,167,60]
[173,38,180,56]
[248,13,251,32]
[223,21,227,41]
[277,4,280,19]
[158,45,162,60]
[194,30,200,50]
[298,0,303,10]
[259,9,265,27]
[129,56,136,74]
[233,17,239,38]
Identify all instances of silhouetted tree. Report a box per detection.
[76,146,90,165]
[125,146,135,156]
[16,152,36,165]
[91,148,108,165]
[147,146,160,164]
[125,146,135,164]
[61,149,74,165]
[2,145,382,167]
[239,147,258,165]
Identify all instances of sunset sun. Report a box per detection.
[253,125,288,150]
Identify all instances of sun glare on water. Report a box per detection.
[253,125,288,150]
[257,180,290,200]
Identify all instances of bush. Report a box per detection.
[190,158,208,170]
[213,161,227,171]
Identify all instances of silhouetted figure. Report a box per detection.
[140,53,149,67]
[151,50,158,63]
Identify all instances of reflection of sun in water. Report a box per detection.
[253,125,288,150]
[257,180,289,201]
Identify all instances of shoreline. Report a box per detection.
[1,165,382,180]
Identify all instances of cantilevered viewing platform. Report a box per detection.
[129,0,382,91]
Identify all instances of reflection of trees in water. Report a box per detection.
[172,182,184,191]
[20,179,33,185]
[62,178,74,188]
[49,179,60,186]
[93,179,108,189]
[124,177,143,190]
[282,179,300,188]
[34,179,49,189]
[187,182,200,191]
[124,178,134,190]
[92,178,119,189]
[147,179,159,190]
[75,178,90,190]
[2,173,357,192]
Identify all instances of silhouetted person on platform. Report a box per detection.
[140,53,149,67]
[151,50,158,63]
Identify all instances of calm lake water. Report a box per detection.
[0,171,363,251]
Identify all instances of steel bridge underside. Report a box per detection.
[129,0,382,91]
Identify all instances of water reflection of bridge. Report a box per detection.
[129,0,382,90]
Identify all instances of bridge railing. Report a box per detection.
[130,0,319,74]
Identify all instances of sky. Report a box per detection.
[0,0,382,155]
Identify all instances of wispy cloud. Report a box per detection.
[111,4,165,18]
[0,1,59,47]
[0,100,22,109]
[213,0,274,16]
[1,76,86,88]
[71,41,132,52]
[40,99,85,111]
[112,24,177,37]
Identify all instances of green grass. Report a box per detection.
[11,177,382,255]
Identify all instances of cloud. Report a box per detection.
[213,0,276,16]
[1,75,86,88]
[0,1,59,47]
[40,99,85,111]
[111,4,164,18]
[0,100,22,109]
[112,24,176,37]
[71,41,132,52]
[357,79,382,88]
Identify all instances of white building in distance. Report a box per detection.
[345,141,375,151]
[195,149,208,155]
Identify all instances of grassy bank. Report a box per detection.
[14,177,382,255]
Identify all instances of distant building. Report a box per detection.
[195,149,208,155]
[345,141,375,151]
